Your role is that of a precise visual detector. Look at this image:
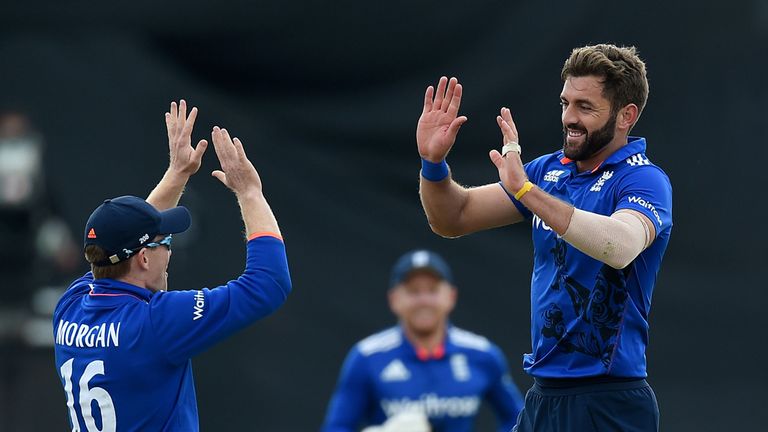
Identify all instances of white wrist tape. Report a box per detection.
[562,209,651,269]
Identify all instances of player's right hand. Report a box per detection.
[165,99,208,177]
[210,126,263,196]
[490,107,528,193]
[416,76,468,163]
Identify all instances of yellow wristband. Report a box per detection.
[514,181,534,200]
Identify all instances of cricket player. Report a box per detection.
[322,250,524,432]
[52,101,291,431]
[416,44,672,431]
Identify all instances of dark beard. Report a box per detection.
[562,112,617,161]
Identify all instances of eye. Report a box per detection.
[559,101,568,108]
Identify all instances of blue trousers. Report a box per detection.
[513,378,659,432]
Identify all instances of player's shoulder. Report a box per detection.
[448,326,495,353]
[609,138,669,174]
[54,273,94,318]
[355,327,403,357]
[612,152,672,192]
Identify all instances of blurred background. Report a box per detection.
[1,0,766,430]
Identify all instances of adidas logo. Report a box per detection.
[381,359,411,382]
[543,170,566,183]
[87,228,97,239]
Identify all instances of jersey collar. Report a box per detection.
[89,278,154,302]
[558,136,647,173]
[399,325,453,361]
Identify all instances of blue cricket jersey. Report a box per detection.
[321,326,524,432]
[505,137,672,378]
[52,235,291,431]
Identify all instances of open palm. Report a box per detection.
[416,76,468,162]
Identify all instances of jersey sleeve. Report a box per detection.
[484,345,524,432]
[321,347,374,432]
[613,165,673,237]
[148,235,292,364]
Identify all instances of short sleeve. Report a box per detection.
[614,165,673,237]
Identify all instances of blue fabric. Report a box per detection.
[321,326,524,432]
[503,137,673,378]
[421,158,450,182]
[513,379,659,432]
[53,236,291,431]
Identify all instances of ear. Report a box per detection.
[388,288,401,316]
[136,248,150,271]
[446,284,458,312]
[617,104,639,131]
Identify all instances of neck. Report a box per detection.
[575,135,628,173]
[402,322,447,351]
[117,275,150,290]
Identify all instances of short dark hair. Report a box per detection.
[84,245,132,280]
[561,44,649,120]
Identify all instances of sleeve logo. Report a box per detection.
[193,291,205,320]
[627,196,662,226]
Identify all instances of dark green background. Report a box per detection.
[1,0,765,430]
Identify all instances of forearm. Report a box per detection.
[147,170,190,211]
[517,185,574,235]
[419,176,471,238]
[237,190,281,238]
[519,186,650,269]
[562,209,650,269]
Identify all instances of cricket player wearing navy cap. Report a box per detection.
[53,101,291,431]
[322,250,524,432]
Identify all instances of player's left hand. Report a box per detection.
[490,107,528,194]
[165,99,208,177]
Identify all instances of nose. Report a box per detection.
[562,104,579,128]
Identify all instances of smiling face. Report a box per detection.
[560,75,620,161]
[388,270,456,338]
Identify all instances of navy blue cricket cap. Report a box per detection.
[389,249,454,288]
[84,195,191,266]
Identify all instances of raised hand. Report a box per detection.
[489,107,528,194]
[210,126,262,196]
[416,76,468,162]
[165,100,208,177]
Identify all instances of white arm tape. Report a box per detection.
[502,141,521,156]
[562,208,651,269]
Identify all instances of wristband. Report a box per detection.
[514,181,534,200]
[420,158,449,182]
